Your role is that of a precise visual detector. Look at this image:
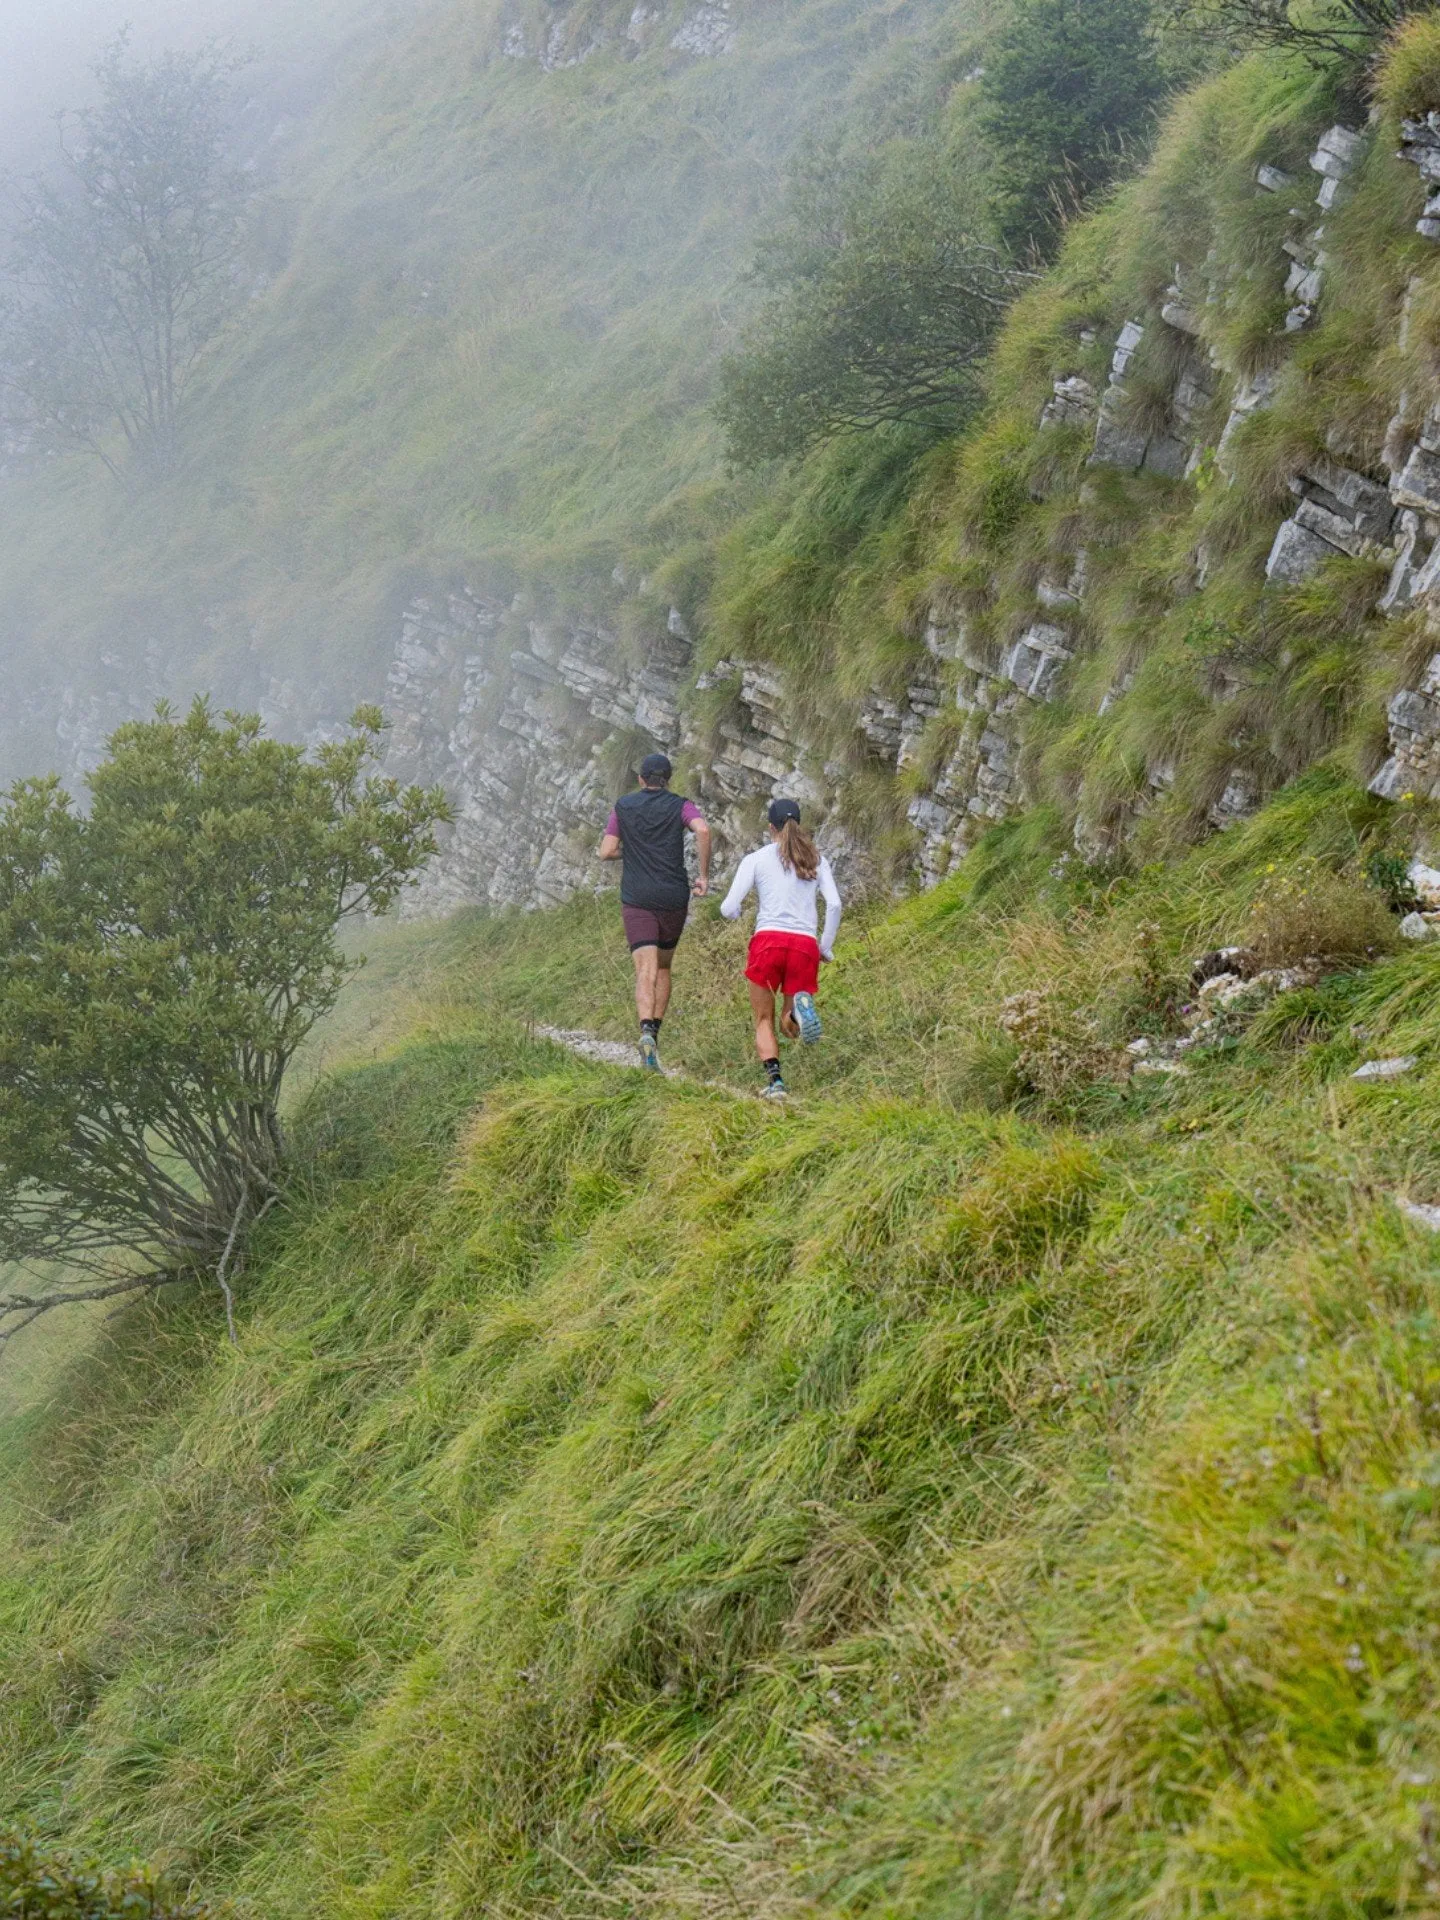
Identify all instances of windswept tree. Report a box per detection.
[0,36,253,480]
[716,141,1029,468]
[0,703,449,1351]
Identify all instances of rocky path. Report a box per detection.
[535,1025,685,1077]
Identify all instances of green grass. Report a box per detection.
[5,772,1440,1915]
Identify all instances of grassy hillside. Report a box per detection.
[5,765,1440,1916]
[703,27,1440,857]
[9,10,1440,1916]
[0,0,986,768]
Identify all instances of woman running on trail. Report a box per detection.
[720,798,842,1101]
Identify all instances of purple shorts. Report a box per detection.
[622,905,688,952]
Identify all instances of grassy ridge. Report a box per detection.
[4,770,1440,1914]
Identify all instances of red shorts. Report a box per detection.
[745,931,821,996]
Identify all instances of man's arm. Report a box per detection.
[598,809,621,861]
[688,815,712,896]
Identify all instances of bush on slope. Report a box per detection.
[0,1830,203,1917]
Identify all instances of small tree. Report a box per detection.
[0,703,449,1350]
[0,36,252,479]
[979,0,1169,260]
[716,145,1026,467]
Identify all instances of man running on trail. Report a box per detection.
[720,798,841,1101]
[598,753,711,1072]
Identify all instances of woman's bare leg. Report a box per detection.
[748,979,778,1060]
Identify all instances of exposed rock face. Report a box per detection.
[501,0,736,65]
[1397,114,1440,241]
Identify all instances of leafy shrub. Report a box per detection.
[716,139,1024,466]
[1160,0,1427,62]
[1364,847,1423,913]
[0,1831,205,1917]
[1245,858,1402,969]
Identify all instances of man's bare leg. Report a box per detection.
[654,948,675,1021]
[780,993,800,1041]
[633,945,660,1023]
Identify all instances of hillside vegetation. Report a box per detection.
[701,20,1440,866]
[5,763,1440,1915]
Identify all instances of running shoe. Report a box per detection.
[792,992,823,1045]
[638,1033,661,1073]
[760,1077,788,1101]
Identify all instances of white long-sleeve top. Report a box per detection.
[720,841,842,959]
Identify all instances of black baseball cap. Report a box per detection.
[639,752,673,782]
[768,797,802,827]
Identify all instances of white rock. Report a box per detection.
[1265,517,1337,584]
[1353,1055,1419,1080]
[1125,1037,1151,1056]
[1410,858,1440,903]
[1111,320,1144,378]
[1398,1196,1440,1231]
[1399,912,1437,940]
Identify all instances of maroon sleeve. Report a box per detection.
[605,809,619,837]
[682,800,705,825]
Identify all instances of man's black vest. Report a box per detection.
[615,788,691,910]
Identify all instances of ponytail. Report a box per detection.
[776,819,819,881]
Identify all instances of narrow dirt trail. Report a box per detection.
[534,1025,685,1077]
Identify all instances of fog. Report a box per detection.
[0,0,382,168]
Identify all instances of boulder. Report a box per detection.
[1309,124,1366,180]
[999,624,1072,701]
[1265,517,1337,584]
[1394,445,1440,514]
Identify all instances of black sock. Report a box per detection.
[763,1056,782,1084]
[641,1018,660,1039]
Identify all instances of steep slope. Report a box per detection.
[5,770,1440,1917]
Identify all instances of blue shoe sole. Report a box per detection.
[793,993,822,1044]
